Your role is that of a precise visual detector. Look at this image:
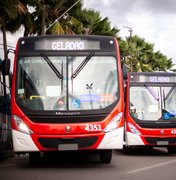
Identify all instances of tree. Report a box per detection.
[120,35,173,72]
[0,0,26,58]
[5,0,83,36]
[74,8,119,36]
[1,0,173,73]
[25,0,83,35]
[152,51,173,71]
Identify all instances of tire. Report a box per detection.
[29,152,41,163]
[123,145,130,153]
[167,146,176,154]
[99,150,112,164]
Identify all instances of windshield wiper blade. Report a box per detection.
[144,85,159,101]
[164,85,175,101]
[71,52,94,79]
[40,53,63,79]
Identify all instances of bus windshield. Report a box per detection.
[130,85,176,121]
[16,55,118,111]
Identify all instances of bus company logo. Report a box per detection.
[65,126,71,133]
[160,130,165,135]
[55,112,81,115]
[171,129,176,134]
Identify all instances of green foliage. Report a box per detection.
[0,0,174,71]
[0,0,19,23]
[120,35,174,72]
[0,0,27,57]
[74,8,119,36]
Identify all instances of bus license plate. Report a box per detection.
[58,144,78,151]
[157,141,169,145]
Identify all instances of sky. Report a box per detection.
[1,0,176,66]
[83,0,176,65]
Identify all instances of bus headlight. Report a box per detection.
[13,115,33,135]
[103,112,122,133]
[128,122,141,135]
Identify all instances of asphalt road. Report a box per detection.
[0,148,176,180]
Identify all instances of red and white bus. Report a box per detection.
[9,35,125,163]
[125,72,176,153]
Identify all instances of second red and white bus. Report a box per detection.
[125,72,176,153]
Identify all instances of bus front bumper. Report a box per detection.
[12,127,124,152]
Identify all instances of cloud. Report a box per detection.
[142,0,176,14]
[83,0,176,64]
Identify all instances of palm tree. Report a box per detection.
[4,0,119,37]
[152,51,173,71]
[0,0,26,58]
[74,9,101,35]
[74,8,119,36]
[121,35,173,72]
[5,0,83,37]
[32,0,83,35]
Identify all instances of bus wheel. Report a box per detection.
[29,152,41,163]
[167,146,176,154]
[99,150,112,164]
[123,145,130,153]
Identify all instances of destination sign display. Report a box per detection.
[35,39,101,51]
[18,36,116,52]
[51,41,84,50]
[130,74,176,83]
[149,76,170,83]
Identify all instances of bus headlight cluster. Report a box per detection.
[13,115,33,135]
[128,122,141,135]
[103,112,122,133]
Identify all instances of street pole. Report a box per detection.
[123,26,133,41]
[123,26,133,72]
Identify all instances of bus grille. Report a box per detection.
[27,114,108,123]
[137,122,176,128]
[145,137,176,144]
[38,136,98,149]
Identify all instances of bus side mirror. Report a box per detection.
[122,64,128,80]
[121,56,128,80]
[2,58,10,75]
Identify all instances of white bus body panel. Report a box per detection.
[98,127,124,149]
[12,130,39,152]
[12,128,124,151]
[126,132,145,146]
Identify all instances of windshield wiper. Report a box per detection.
[144,85,159,101]
[163,85,176,101]
[71,52,94,79]
[40,53,63,79]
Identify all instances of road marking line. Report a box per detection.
[127,159,176,174]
